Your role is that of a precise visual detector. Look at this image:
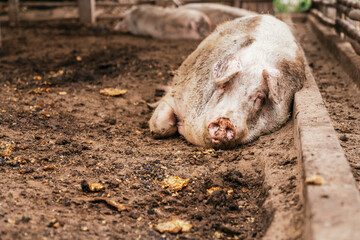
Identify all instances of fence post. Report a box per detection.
[233,0,242,8]
[78,0,95,24]
[155,0,166,6]
[8,0,19,26]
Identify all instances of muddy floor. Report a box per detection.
[0,15,356,240]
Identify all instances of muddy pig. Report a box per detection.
[149,15,306,149]
[114,5,211,40]
[180,3,257,30]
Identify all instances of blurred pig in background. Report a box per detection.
[114,5,211,40]
[180,3,257,30]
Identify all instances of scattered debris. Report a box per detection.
[89,197,129,212]
[80,224,89,231]
[206,187,223,196]
[47,219,60,228]
[28,88,52,95]
[99,88,127,96]
[81,180,105,192]
[0,141,14,156]
[305,175,323,185]
[154,217,192,233]
[241,187,248,193]
[19,168,35,174]
[339,134,348,142]
[43,165,56,171]
[161,176,190,191]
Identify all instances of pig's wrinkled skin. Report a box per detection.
[117,5,211,40]
[149,15,306,149]
[180,3,257,30]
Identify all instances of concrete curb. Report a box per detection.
[293,62,360,239]
[308,14,360,87]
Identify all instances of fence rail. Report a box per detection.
[1,0,274,25]
[311,0,360,55]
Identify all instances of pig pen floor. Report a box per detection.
[0,18,357,240]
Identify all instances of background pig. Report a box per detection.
[149,15,306,149]
[115,5,211,40]
[180,3,257,30]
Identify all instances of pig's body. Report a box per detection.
[119,5,211,40]
[149,15,306,149]
[180,3,257,29]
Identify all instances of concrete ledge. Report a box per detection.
[308,14,360,87]
[293,65,360,240]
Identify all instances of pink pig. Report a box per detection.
[115,5,211,40]
[149,15,306,149]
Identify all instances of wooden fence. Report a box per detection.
[311,0,360,55]
[0,0,274,26]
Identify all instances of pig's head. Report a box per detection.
[172,10,211,39]
[202,53,283,149]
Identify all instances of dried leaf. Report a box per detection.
[161,176,190,191]
[28,88,52,95]
[99,88,127,96]
[47,219,60,228]
[43,165,56,171]
[155,217,192,233]
[89,197,129,212]
[227,189,234,195]
[81,180,105,192]
[206,187,223,196]
[305,175,323,185]
[19,168,35,174]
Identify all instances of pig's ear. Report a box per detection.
[212,54,242,85]
[262,69,282,104]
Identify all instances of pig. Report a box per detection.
[149,15,306,149]
[114,5,211,40]
[180,3,257,30]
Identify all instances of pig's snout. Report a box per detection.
[208,118,235,146]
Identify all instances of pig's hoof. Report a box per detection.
[208,118,235,146]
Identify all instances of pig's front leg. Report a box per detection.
[149,101,178,138]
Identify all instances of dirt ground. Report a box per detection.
[295,22,360,191]
[0,14,356,240]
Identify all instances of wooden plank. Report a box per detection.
[21,2,77,7]
[8,0,19,27]
[78,0,95,24]
[233,0,242,8]
[155,0,166,6]
[336,17,360,43]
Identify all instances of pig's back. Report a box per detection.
[171,15,300,116]
[180,3,257,27]
[174,15,298,86]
